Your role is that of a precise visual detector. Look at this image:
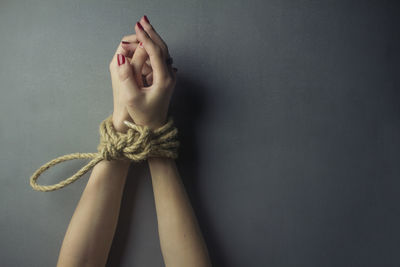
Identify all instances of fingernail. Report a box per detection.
[121,41,130,44]
[144,15,150,23]
[137,21,144,30]
[139,41,143,48]
[117,54,125,66]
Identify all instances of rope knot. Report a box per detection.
[97,116,172,162]
[30,114,179,192]
[99,138,125,161]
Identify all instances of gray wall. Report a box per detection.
[1,0,399,266]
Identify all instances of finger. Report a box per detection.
[142,58,153,75]
[121,41,138,58]
[130,55,153,75]
[145,72,153,86]
[130,41,149,88]
[141,62,153,76]
[139,15,171,59]
[125,59,153,86]
[115,34,138,56]
[114,54,141,101]
[139,16,175,77]
[135,21,169,86]
[123,43,153,76]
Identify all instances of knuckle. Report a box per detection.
[161,41,168,51]
[160,45,168,55]
[118,68,131,81]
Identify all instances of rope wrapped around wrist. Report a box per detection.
[29,115,179,192]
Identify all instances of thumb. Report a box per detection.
[116,53,141,101]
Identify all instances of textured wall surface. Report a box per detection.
[0,0,399,266]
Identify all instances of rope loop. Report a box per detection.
[30,115,179,192]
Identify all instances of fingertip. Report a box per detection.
[121,42,130,49]
[116,54,135,82]
[135,21,150,43]
[117,54,126,66]
[136,21,144,31]
[135,21,143,36]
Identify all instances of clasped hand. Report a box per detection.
[109,16,178,133]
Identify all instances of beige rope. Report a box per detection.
[30,114,179,192]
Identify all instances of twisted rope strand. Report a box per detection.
[30,115,179,192]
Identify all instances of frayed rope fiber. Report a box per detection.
[30,114,179,192]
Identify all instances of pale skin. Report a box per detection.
[56,16,211,267]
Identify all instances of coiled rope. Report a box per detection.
[30,114,179,192]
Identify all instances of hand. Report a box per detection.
[109,16,177,132]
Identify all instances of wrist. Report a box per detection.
[86,159,130,194]
[112,115,130,133]
[148,156,174,165]
[96,159,131,172]
[127,111,168,131]
[93,160,130,182]
[148,157,176,176]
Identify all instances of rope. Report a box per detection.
[30,114,179,192]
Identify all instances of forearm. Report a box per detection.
[56,160,130,267]
[148,157,211,267]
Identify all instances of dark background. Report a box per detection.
[0,0,399,266]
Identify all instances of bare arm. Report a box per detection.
[56,160,130,267]
[148,157,212,267]
[56,26,141,266]
[115,16,211,266]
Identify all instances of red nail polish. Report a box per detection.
[121,41,130,44]
[117,54,125,66]
[137,22,144,30]
[139,41,143,48]
[144,15,150,23]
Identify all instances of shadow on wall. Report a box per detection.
[172,76,230,267]
[105,74,230,266]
